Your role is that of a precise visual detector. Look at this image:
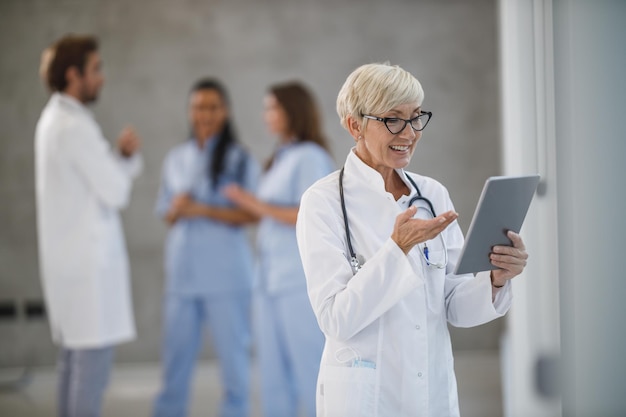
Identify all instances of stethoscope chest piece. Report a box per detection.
[350,253,366,273]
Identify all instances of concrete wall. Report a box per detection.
[0,0,502,366]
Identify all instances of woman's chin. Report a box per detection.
[389,155,412,169]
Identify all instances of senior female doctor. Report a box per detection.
[295,62,528,417]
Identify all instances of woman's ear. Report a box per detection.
[346,115,362,141]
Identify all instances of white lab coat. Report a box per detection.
[35,93,142,349]
[296,150,512,417]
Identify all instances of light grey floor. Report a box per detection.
[0,350,502,417]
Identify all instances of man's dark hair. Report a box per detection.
[47,34,98,92]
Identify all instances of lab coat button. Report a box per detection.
[418,372,423,377]
[415,325,420,330]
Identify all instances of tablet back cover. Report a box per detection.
[453,175,540,275]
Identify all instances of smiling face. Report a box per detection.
[189,88,228,143]
[353,101,422,176]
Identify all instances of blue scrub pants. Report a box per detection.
[153,293,251,417]
[57,345,114,417]
[255,289,324,417]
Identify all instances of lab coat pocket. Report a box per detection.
[321,364,376,417]
[423,248,446,313]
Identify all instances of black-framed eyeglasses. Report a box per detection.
[361,111,432,134]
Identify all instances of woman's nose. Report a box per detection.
[399,121,416,138]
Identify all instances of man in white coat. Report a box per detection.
[35,34,142,417]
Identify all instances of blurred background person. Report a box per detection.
[224,81,334,417]
[35,34,143,417]
[152,78,260,417]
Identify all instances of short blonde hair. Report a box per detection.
[336,62,425,130]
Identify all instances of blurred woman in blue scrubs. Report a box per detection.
[153,78,259,417]
[225,82,334,417]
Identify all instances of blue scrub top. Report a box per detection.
[155,138,260,295]
[256,141,335,294]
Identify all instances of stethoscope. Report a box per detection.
[339,167,448,273]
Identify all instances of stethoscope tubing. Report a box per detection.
[339,167,445,271]
[339,167,357,264]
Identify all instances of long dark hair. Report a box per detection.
[266,81,330,170]
[190,78,239,189]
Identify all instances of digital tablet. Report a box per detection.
[453,175,540,275]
